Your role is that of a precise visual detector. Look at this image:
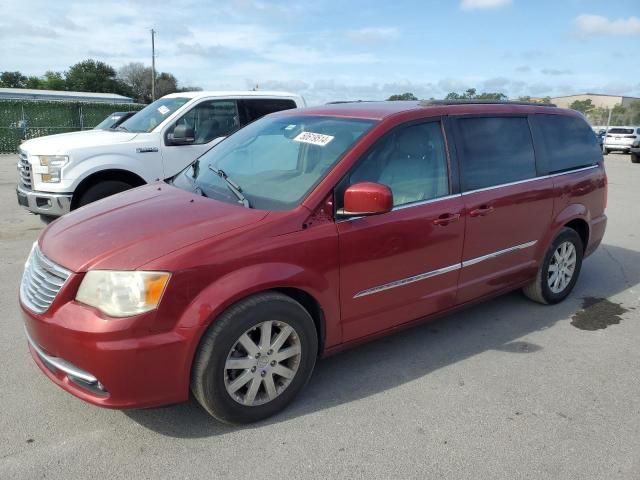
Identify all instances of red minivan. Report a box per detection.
[20,101,607,424]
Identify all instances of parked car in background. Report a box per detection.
[603,126,640,155]
[93,111,137,130]
[16,91,306,222]
[20,100,606,424]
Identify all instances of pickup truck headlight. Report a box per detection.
[76,271,170,317]
[36,155,68,183]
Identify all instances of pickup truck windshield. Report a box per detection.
[172,115,376,210]
[118,97,189,133]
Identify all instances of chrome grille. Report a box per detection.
[20,245,71,314]
[18,150,32,189]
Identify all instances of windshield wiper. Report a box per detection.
[208,166,251,208]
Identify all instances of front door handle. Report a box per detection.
[469,205,494,217]
[433,213,461,226]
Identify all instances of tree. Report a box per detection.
[387,92,418,101]
[118,62,152,103]
[0,71,27,88]
[42,71,66,90]
[25,76,44,89]
[155,72,179,98]
[65,59,130,95]
[569,99,595,115]
[446,88,506,101]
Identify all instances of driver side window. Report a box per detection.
[337,121,449,208]
[171,100,240,145]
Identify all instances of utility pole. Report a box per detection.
[604,107,613,154]
[151,28,156,101]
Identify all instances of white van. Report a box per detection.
[16,91,306,221]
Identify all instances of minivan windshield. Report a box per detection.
[172,115,376,210]
[118,97,190,133]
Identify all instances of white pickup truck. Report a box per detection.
[16,91,305,221]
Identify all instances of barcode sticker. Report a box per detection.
[293,131,334,146]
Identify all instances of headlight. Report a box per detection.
[36,155,68,183]
[76,271,170,317]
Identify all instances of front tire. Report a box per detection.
[523,227,583,305]
[77,180,133,208]
[191,292,318,424]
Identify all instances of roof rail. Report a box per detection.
[325,100,379,104]
[420,99,557,107]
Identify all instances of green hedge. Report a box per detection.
[0,100,145,153]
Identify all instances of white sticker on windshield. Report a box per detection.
[293,131,334,146]
[284,124,297,131]
[158,105,170,115]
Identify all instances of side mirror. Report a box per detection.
[171,124,195,145]
[339,182,393,217]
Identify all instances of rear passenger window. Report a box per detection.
[531,115,601,173]
[239,99,297,124]
[456,117,536,191]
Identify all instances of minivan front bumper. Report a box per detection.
[21,298,195,409]
[16,184,72,217]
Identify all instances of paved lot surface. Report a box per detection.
[1,153,639,479]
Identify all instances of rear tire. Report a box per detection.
[523,227,583,305]
[76,180,133,208]
[631,153,640,164]
[603,148,610,155]
[191,292,318,424]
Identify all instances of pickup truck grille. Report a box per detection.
[18,150,32,189]
[20,245,71,314]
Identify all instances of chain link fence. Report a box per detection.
[0,100,145,153]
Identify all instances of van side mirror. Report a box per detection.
[171,124,195,145]
[338,182,393,217]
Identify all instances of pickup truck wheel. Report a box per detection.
[39,215,57,224]
[191,292,317,424]
[77,180,133,208]
[523,228,583,305]
[631,153,640,164]
[602,148,610,155]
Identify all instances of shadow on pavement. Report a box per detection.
[124,243,639,438]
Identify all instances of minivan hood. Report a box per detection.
[21,130,139,155]
[39,184,269,272]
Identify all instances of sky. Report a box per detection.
[1,0,639,104]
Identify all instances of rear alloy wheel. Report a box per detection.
[191,292,317,424]
[523,227,583,304]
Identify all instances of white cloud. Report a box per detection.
[461,0,511,11]
[573,15,640,37]
[347,27,398,44]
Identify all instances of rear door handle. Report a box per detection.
[469,205,494,217]
[433,213,461,226]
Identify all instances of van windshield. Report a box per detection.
[118,97,189,133]
[172,115,376,211]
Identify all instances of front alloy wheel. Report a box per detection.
[224,320,301,406]
[191,292,317,424]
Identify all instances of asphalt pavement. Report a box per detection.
[1,153,638,479]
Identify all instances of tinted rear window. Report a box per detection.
[608,128,634,135]
[456,116,536,191]
[240,99,297,124]
[531,114,601,173]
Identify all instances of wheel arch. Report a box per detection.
[70,169,146,210]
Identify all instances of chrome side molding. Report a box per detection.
[353,240,537,298]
